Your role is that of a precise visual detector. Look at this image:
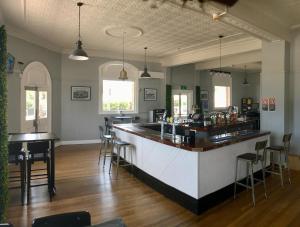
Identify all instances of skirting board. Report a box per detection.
[55,139,101,147]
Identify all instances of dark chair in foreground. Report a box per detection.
[8,142,26,205]
[32,211,91,227]
[234,140,268,206]
[27,141,51,203]
[266,133,292,186]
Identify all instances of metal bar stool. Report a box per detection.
[234,140,268,206]
[265,133,292,186]
[98,126,113,167]
[109,132,133,177]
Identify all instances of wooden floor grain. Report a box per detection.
[7,144,300,227]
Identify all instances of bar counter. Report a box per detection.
[113,123,270,152]
[112,123,270,214]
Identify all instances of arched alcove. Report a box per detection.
[20,61,52,132]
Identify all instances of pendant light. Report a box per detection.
[141,47,151,78]
[69,2,89,61]
[119,32,128,80]
[242,65,250,86]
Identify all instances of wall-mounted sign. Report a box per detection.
[269,97,276,111]
[262,98,268,111]
[180,85,187,90]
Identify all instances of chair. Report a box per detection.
[27,141,51,203]
[234,140,268,206]
[266,133,292,186]
[104,117,112,135]
[109,131,134,177]
[0,224,13,227]
[8,142,26,205]
[32,211,91,227]
[98,126,113,167]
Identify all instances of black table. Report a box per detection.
[8,133,58,199]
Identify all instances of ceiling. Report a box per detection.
[0,0,245,57]
[0,0,298,60]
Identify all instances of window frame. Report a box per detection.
[99,78,139,115]
[213,85,232,110]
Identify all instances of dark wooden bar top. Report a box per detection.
[113,123,270,152]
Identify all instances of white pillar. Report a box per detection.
[261,40,289,144]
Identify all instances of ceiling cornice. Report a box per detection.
[195,50,261,70]
[62,48,161,63]
[160,37,262,67]
[5,23,62,53]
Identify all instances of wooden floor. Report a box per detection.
[7,144,300,227]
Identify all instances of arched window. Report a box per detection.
[98,61,139,114]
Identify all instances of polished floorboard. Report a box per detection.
[7,144,300,227]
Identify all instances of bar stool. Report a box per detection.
[109,132,133,177]
[234,140,268,206]
[98,126,113,167]
[265,133,292,186]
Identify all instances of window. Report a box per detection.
[38,91,47,119]
[172,90,193,117]
[214,86,231,109]
[26,90,36,120]
[102,80,135,113]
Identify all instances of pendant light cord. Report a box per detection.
[219,36,222,72]
[122,32,125,69]
[77,2,83,41]
[144,47,147,67]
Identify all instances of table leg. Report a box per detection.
[50,140,56,197]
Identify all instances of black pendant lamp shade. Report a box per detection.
[69,2,89,61]
[141,47,151,78]
[242,65,250,86]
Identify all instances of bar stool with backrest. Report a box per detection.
[104,117,112,135]
[98,126,113,167]
[8,142,26,205]
[109,131,133,177]
[234,140,268,206]
[265,133,292,186]
[27,140,51,204]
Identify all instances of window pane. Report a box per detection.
[103,80,135,112]
[39,91,47,119]
[26,90,36,121]
[173,95,180,116]
[214,86,229,108]
[180,95,188,116]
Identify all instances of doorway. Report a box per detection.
[21,62,52,133]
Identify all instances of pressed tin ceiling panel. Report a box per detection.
[0,0,246,56]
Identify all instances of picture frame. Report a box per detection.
[201,100,209,111]
[7,53,15,74]
[71,86,91,101]
[144,88,157,101]
[200,90,208,100]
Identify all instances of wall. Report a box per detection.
[7,35,62,137]
[60,54,164,141]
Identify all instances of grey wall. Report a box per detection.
[60,54,163,141]
[7,35,62,137]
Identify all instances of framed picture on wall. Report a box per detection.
[144,88,157,101]
[71,86,91,101]
[200,90,208,100]
[7,53,15,74]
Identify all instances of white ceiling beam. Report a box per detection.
[160,37,262,67]
[213,1,291,42]
[195,50,261,70]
